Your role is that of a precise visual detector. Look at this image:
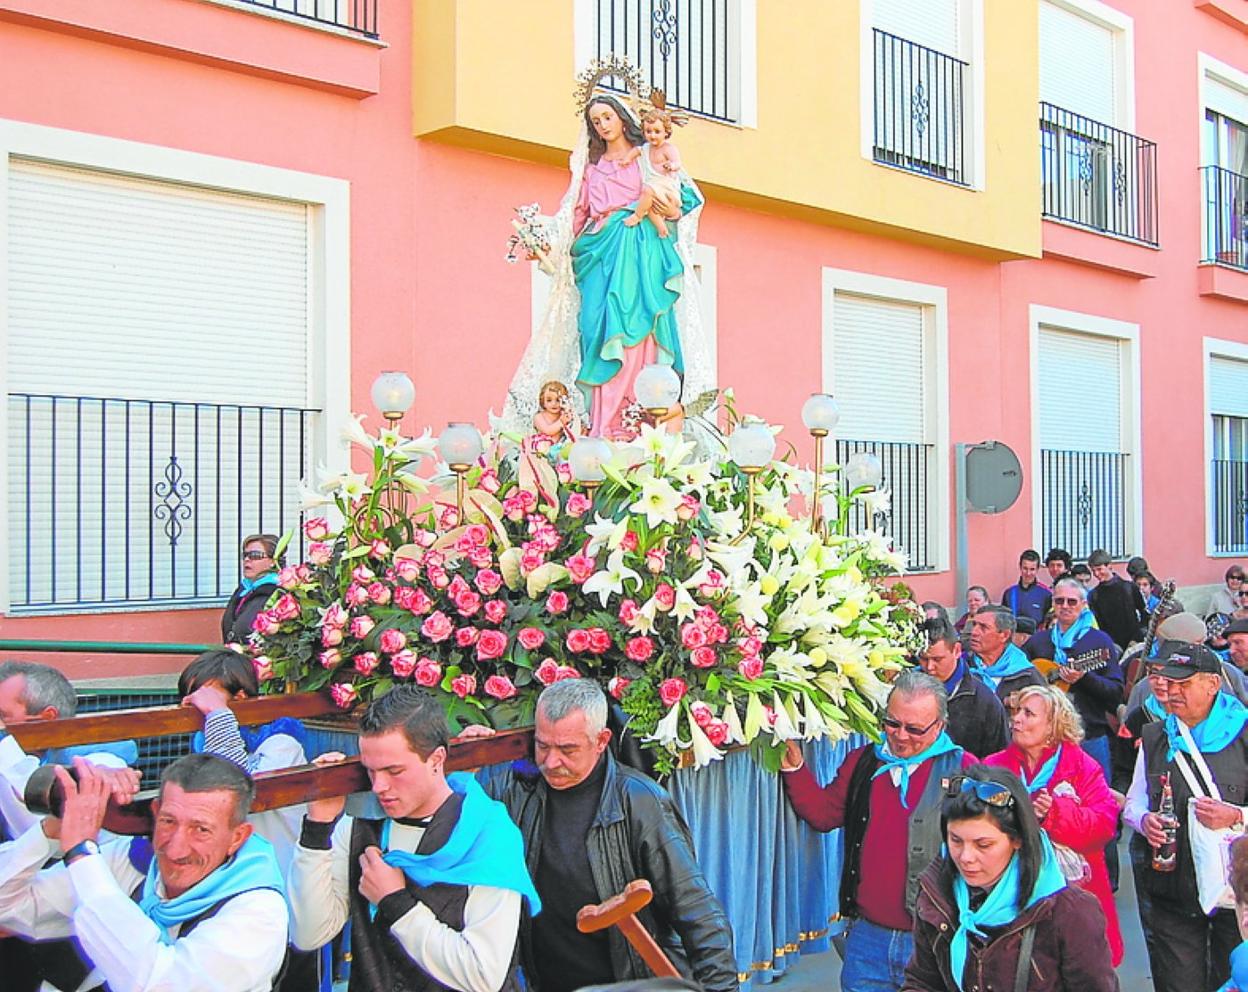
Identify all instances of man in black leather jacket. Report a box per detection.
[476,679,737,992]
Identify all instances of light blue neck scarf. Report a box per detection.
[872,731,962,809]
[1163,691,1248,762]
[1144,693,1167,721]
[950,834,1067,991]
[138,833,283,945]
[969,643,1034,691]
[1020,745,1062,794]
[1051,608,1095,665]
[239,573,278,596]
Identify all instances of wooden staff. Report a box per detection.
[576,879,680,979]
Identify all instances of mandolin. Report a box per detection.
[1032,647,1113,693]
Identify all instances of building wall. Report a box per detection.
[0,0,1245,678]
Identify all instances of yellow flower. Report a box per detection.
[760,574,780,596]
[768,533,790,553]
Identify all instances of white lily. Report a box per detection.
[705,537,756,577]
[337,472,372,502]
[672,582,698,622]
[647,702,686,746]
[396,428,438,462]
[581,549,642,607]
[394,471,429,495]
[686,712,724,767]
[298,481,334,510]
[584,513,628,554]
[673,459,714,492]
[708,505,744,537]
[802,692,831,741]
[339,414,375,451]
[772,691,802,742]
[858,486,892,519]
[743,691,769,742]
[630,476,683,528]
[722,695,747,745]
[729,579,771,629]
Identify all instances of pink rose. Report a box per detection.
[297,563,313,582]
[705,720,729,746]
[617,599,640,626]
[534,659,560,685]
[450,674,477,699]
[408,588,434,615]
[449,575,471,599]
[352,565,376,584]
[644,547,667,574]
[390,649,417,678]
[454,590,482,617]
[330,683,358,709]
[677,494,700,521]
[323,603,348,628]
[658,678,688,707]
[565,492,593,518]
[426,564,450,589]
[394,557,420,582]
[440,507,460,529]
[695,606,720,626]
[369,539,391,560]
[517,627,546,651]
[278,566,301,589]
[739,636,764,658]
[414,658,442,687]
[587,628,612,654]
[469,545,494,569]
[456,627,479,647]
[546,590,570,615]
[345,584,369,608]
[319,624,344,647]
[624,636,654,663]
[367,582,391,606]
[654,583,676,612]
[304,517,331,541]
[566,629,592,653]
[555,665,581,681]
[478,468,501,494]
[680,623,707,650]
[699,570,726,598]
[565,553,596,585]
[620,530,639,553]
[475,569,503,596]
[319,648,342,669]
[252,610,282,636]
[415,528,437,548]
[687,539,704,561]
[421,611,454,642]
[393,586,417,611]
[690,701,714,727]
[556,462,572,484]
[349,615,376,639]
[737,655,764,680]
[272,594,300,622]
[608,676,632,700]
[252,656,274,681]
[379,629,408,655]
[477,630,509,661]
[307,542,333,566]
[484,675,518,700]
[690,646,717,669]
[464,523,491,546]
[354,651,380,676]
[520,549,545,574]
[708,623,730,645]
[484,599,508,624]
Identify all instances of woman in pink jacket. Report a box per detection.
[984,684,1124,965]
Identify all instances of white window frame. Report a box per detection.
[1203,337,1248,557]
[821,267,951,573]
[0,118,351,615]
[858,0,986,190]
[572,0,757,129]
[1028,304,1141,558]
[1039,0,1136,131]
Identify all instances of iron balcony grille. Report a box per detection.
[835,439,936,573]
[1211,459,1248,554]
[235,0,378,38]
[1040,102,1158,246]
[1202,165,1248,271]
[872,29,969,187]
[7,393,319,613]
[592,0,740,124]
[1040,448,1130,560]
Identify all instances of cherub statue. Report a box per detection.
[531,379,578,443]
[623,95,685,239]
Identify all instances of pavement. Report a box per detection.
[771,835,1153,990]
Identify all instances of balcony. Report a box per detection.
[229,0,378,38]
[1203,165,1248,272]
[1040,102,1158,246]
[836,438,936,572]
[1039,448,1131,559]
[1212,457,1248,554]
[871,29,969,187]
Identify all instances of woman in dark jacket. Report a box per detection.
[903,765,1117,992]
[221,532,281,642]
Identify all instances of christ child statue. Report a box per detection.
[622,108,683,239]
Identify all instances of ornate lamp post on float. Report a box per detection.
[568,436,613,493]
[634,363,682,420]
[370,371,415,428]
[727,419,776,545]
[437,422,483,521]
[801,392,840,536]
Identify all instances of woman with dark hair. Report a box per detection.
[221,532,282,642]
[903,765,1117,992]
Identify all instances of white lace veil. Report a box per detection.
[500,98,714,437]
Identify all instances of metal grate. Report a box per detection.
[234,0,378,38]
[1202,165,1248,271]
[835,439,936,572]
[1040,448,1130,559]
[76,690,192,784]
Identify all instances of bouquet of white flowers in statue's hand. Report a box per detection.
[504,202,555,275]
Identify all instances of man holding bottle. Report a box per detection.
[1124,640,1248,992]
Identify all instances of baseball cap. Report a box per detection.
[1154,640,1222,680]
[1014,616,1037,636]
[1224,618,1248,637]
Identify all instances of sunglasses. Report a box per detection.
[945,775,1015,807]
[241,550,271,561]
[882,714,942,737]
[1052,596,1082,606]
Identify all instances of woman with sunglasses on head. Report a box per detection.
[221,533,282,644]
[983,685,1123,965]
[903,766,1117,992]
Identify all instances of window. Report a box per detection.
[0,121,350,615]
[822,269,950,572]
[870,0,971,185]
[1206,345,1248,554]
[1200,57,1248,269]
[1031,307,1140,559]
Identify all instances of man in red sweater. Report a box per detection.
[780,670,976,992]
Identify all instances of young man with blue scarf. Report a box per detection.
[0,752,288,992]
[966,607,1045,705]
[781,670,976,992]
[289,686,536,992]
[917,617,1009,759]
[1126,641,1248,992]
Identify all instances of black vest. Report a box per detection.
[1135,720,1248,909]
[347,795,520,992]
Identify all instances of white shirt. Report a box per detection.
[1123,743,1248,834]
[0,732,129,839]
[0,823,288,992]
[288,815,520,992]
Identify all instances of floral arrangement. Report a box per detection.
[250,404,921,774]
[504,203,554,275]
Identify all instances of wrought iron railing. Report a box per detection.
[1212,458,1248,553]
[1202,165,1248,271]
[591,0,739,123]
[835,439,936,572]
[1040,448,1130,559]
[872,29,969,186]
[1040,102,1158,246]
[235,0,378,38]
[7,393,319,612]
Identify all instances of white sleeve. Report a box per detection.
[0,733,41,837]
[69,855,288,992]
[1123,746,1149,834]
[251,733,307,774]
[389,885,521,992]
[288,815,351,950]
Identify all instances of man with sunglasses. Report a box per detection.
[1124,641,1248,992]
[221,534,281,644]
[780,671,975,992]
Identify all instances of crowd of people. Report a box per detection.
[1,539,1248,991]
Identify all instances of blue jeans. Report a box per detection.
[841,917,914,992]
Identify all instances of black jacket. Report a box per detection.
[481,754,737,992]
[1088,575,1147,650]
[221,580,276,642]
[946,673,1010,758]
